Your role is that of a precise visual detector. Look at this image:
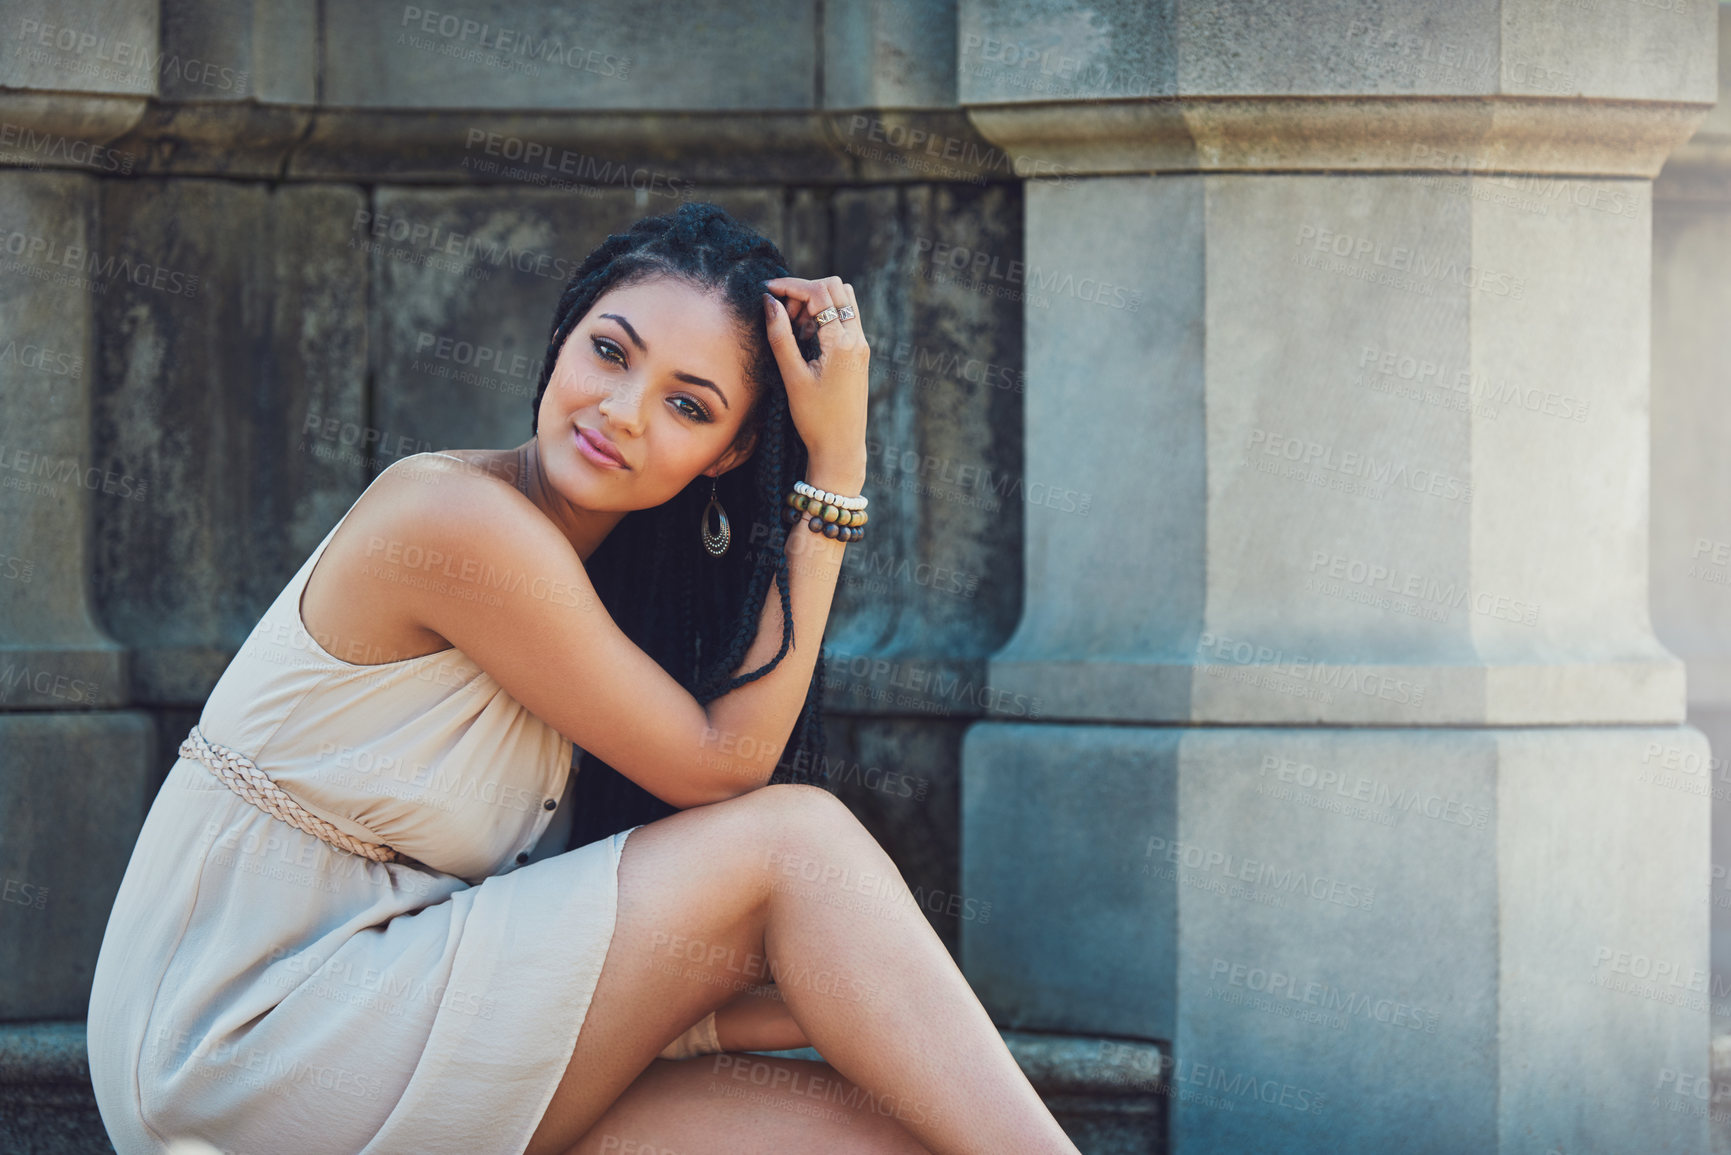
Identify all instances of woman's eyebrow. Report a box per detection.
[599,313,646,351]
[674,372,731,410]
[599,312,732,410]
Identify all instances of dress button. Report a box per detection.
[543,798,557,810]
[515,851,529,864]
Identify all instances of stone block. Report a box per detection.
[0,1,157,97]
[0,712,154,1020]
[824,0,957,109]
[986,172,1682,726]
[956,0,1716,104]
[91,180,369,707]
[0,1020,112,1154]
[0,169,126,711]
[324,0,817,112]
[159,0,316,104]
[964,722,1710,1153]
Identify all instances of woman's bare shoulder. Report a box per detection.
[361,449,562,553]
[303,450,571,663]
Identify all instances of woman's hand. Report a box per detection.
[763,276,869,484]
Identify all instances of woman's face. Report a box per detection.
[536,275,757,512]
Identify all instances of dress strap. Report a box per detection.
[180,725,401,864]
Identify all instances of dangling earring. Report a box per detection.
[701,476,730,556]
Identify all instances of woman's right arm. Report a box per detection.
[375,276,868,809]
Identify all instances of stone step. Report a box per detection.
[2,1020,1167,1153]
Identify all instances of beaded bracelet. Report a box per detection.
[784,486,869,542]
[793,480,868,511]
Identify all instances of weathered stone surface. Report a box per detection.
[824,0,957,110]
[91,180,369,707]
[823,181,1023,714]
[0,1021,111,1154]
[0,712,154,1020]
[957,0,1717,103]
[0,1,157,97]
[1648,17,1731,1138]
[0,169,126,711]
[368,186,674,455]
[159,0,316,105]
[983,172,1680,726]
[964,723,1710,1154]
[820,716,967,954]
[323,0,817,112]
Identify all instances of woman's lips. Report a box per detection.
[575,426,628,469]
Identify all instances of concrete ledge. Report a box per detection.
[5,1021,1162,1155]
[966,97,1711,178]
[0,1020,112,1155]
[0,96,1714,186]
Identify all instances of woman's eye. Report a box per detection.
[592,336,626,365]
[672,397,713,423]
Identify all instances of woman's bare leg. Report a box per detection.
[565,1055,929,1155]
[713,987,808,1053]
[524,783,1078,1155]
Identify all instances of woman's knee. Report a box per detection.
[746,783,865,844]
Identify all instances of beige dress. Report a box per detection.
[87,452,639,1154]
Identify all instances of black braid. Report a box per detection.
[539,203,834,848]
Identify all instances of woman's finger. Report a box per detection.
[761,293,812,385]
[835,280,865,342]
[765,277,837,338]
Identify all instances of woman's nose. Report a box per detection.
[599,383,646,433]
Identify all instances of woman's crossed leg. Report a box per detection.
[523,783,1079,1155]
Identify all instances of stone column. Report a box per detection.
[1652,6,1731,1149]
[957,3,1718,1152]
[0,170,153,1018]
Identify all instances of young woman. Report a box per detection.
[86,203,1080,1154]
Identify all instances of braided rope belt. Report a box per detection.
[180,724,400,864]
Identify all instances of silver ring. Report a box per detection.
[838,304,857,322]
[813,306,840,327]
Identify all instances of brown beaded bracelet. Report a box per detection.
[784,491,868,542]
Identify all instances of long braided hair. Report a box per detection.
[532,203,832,849]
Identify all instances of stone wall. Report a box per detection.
[0,2,1724,1153]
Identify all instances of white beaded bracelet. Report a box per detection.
[794,479,867,510]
